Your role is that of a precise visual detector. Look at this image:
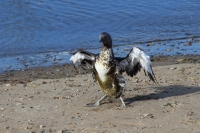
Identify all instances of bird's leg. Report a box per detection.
[94,95,107,106]
[120,96,126,107]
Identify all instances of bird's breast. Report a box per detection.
[94,61,110,82]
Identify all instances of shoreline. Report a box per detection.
[0,36,199,75]
[0,54,200,85]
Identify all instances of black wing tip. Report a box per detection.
[147,72,156,83]
[147,71,159,85]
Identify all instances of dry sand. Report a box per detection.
[0,61,200,132]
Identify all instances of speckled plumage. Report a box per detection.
[70,32,158,107]
[94,47,125,98]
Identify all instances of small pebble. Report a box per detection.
[39,125,45,128]
[57,130,63,133]
[5,84,11,87]
[171,67,177,70]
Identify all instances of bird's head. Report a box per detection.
[99,32,112,48]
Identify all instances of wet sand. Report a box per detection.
[0,55,200,132]
[1,55,200,85]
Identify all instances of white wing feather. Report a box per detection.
[130,47,153,75]
[70,52,85,64]
[70,51,95,67]
[119,47,157,84]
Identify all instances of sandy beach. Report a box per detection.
[1,0,200,132]
[0,56,200,133]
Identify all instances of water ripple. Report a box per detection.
[0,0,200,56]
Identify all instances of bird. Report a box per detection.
[70,32,158,107]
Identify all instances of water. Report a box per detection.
[0,0,200,72]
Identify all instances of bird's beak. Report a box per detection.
[99,34,105,43]
[99,39,102,43]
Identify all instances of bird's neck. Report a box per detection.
[99,47,114,62]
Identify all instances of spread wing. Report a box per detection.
[70,50,97,69]
[118,47,158,84]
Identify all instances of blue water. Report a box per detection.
[0,0,200,72]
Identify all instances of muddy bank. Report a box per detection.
[0,55,200,85]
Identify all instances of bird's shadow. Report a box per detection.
[124,85,200,106]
